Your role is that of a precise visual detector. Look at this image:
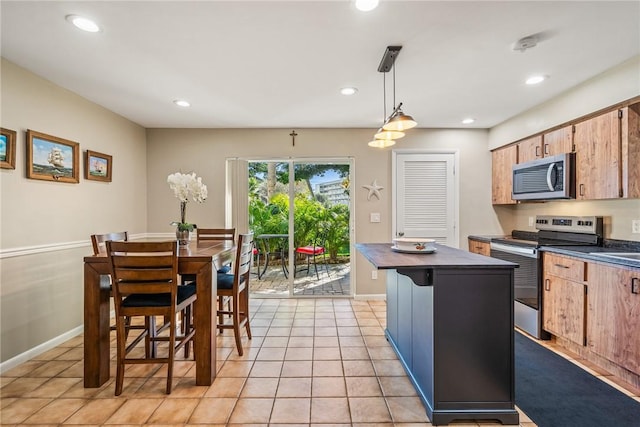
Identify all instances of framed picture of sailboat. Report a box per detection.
[26,130,79,183]
[85,150,112,182]
[0,127,17,169]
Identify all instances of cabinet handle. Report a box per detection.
[544,144,549,155]
[632,278,639,295]
[545,279,551,291]
[535,146,541,157]
[554,263,570,269]
[579,184,585,197]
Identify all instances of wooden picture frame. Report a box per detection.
[0,127,17,169]
[85,150,112,182]
[26,130,80,183]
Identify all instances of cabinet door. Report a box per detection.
[518,135,543,163]
[468,239,490,256]
[543,126,573,157]
[542,275,586,346]
[574,110,622,200]
[587,263,640,375]
[491,145,517,205]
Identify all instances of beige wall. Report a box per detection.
[488,55,640,242]
[0,59,148,362]
[145,127,499,296]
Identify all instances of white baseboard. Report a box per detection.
[0,326,84,374]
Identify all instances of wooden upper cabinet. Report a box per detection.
[491,144,518,205]
[543,126,574,157]
[622,104,640,199]
[517,135,543,163]
[573,109,622,200]
[587,262,640,376]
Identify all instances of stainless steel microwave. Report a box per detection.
[512,153,575,200]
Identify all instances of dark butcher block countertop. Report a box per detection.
[356,242,517,270]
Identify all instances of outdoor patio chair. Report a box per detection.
[295,231,330,280]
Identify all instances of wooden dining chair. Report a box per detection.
[91,232,146,338]
[196,228,235,273]
[106,240,197,395]
[216,232,254,356]
[181,228,236,326]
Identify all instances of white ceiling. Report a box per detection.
[2,1,639,129]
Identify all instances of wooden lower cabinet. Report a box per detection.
[542,253,587,346]
[587,262,640,376]
[468,238,490,256]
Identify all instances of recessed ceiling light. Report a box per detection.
[66,15,100,33]
[355,0,380,12]
[340,87,358,96]
[525,75,548,85]
[173,100,190,107]
[462,118,475,125]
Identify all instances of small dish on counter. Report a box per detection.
[392,237,436,254]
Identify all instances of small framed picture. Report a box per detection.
[26,130,80,183]
[0,127,17,169]
[85,150,112,182]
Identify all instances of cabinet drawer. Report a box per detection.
[544,253,587,282]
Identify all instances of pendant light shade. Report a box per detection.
[383,111,417,131]
[374,127,405,140]
[367,46,417,148]
[368,137,396,148]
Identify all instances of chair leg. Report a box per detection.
[232,296,243,356]
[166,320,176,395]
[313,254,320,280]
[115,315,127,396]
[218,296,224,334]
[183,305,192,358]
[241,288,252,340]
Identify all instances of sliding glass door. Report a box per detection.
[247,158,352,298]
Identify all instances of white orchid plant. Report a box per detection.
[167,172,208,232]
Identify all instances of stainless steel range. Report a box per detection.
[490,215,603,339]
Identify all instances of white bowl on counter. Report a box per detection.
[392,237,436,253]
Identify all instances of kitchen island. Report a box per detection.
[356,243,519,426]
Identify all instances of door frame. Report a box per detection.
[391,149,460,248]
[227,156,355,298]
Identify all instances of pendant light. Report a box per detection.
[368,46,417,148]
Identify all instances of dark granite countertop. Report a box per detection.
[539,246,640,269]
[467,234,505,243]
[356,243,517,270]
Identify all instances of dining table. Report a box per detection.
[83,239,235,388]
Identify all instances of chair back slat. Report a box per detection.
[197,228,235,242]
[234,233,254,280]
[106,241,178,301]
[91,231,128,255]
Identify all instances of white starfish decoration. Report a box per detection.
[363,180,384,201]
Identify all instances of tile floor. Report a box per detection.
[1,298,637,426]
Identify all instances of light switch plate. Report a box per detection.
[370,212,381,223]
[632,219,640,234]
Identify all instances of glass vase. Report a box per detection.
[176,229,191,245]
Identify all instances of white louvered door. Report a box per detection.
[393,151,458,247]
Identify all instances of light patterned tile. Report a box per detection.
[103,397,163,424]
[312,377,347,397]
[343,360,375,376]
[311,397,351,423]
[0,398,53,424]
[386,396,429,422]
[313,360,343,377]
[281,361,313,377]
[285,347,313,361]
[146,397,199,424]
[241,377,279,398]
[378,376,417,397]
[228,398,274,424]
[188,397,236,424]
[249,361,283,377]
[313,347,342,360]
[276,377,312,397]
[345,377,383,397]
[348,397,392,423]
[63,397,125,424]
[270,397,311,423]
[204,376,246,398]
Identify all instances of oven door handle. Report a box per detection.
[490,242,538,258]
